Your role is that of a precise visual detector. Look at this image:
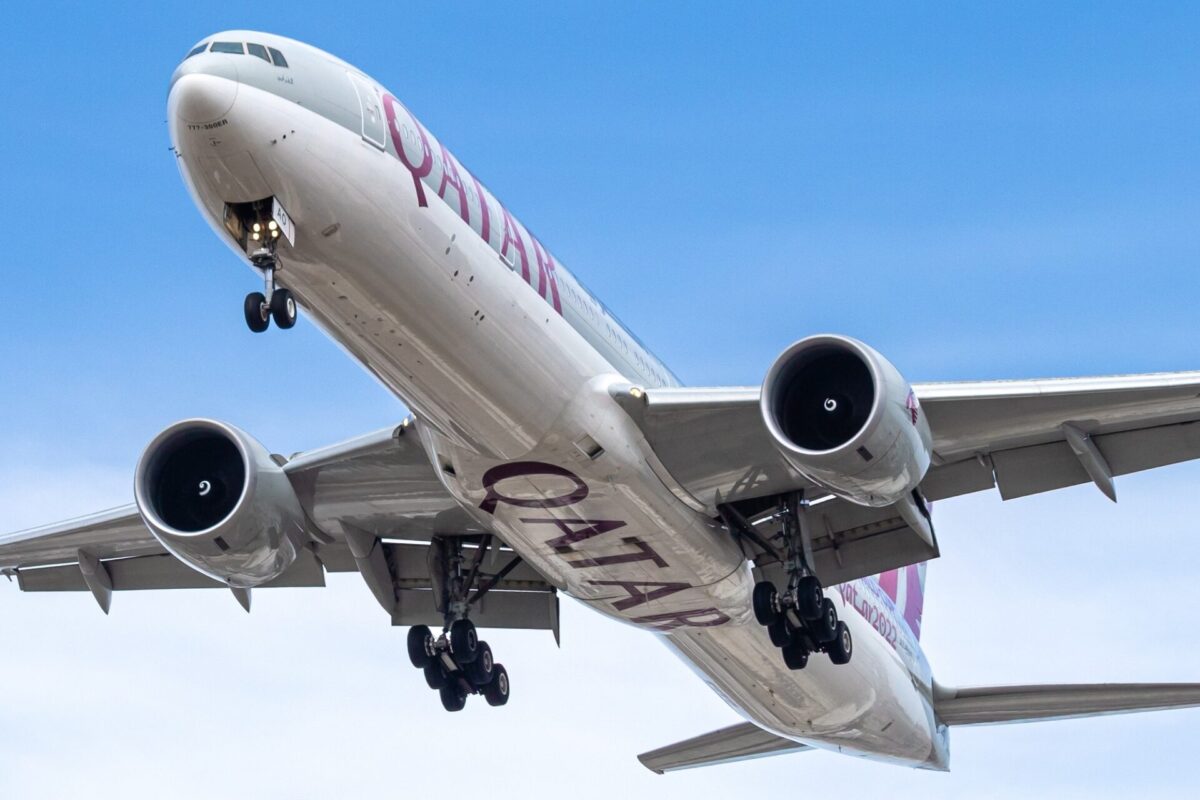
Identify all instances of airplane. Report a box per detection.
[3,29,1200,774]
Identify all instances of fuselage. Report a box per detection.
[168,31,949,769]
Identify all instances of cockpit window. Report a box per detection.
[247,43,270,62]
[184,44,207,59]
[210,42,245,55]
[268,47,289,68]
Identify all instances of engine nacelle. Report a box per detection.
[761,335,932,507]
[134,419,305,588]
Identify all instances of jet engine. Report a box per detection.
[760,335,932,507]
[134,419,306,588]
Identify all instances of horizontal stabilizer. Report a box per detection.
[935,682,1200,726]
[637,722,809,774]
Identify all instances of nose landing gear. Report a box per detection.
[243,248,297,333]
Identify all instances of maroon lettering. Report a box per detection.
[383,95,433,207]
[479,462,588,514]
[520,517,626,551]
[436,143,469,222]
[532,236,563,314]
[499,204,529,280]
[588,580,691,611]
[631,607,731,631]
[564,537,668,570]
[471,176,492,243]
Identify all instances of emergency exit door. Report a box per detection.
[347,72,387,150]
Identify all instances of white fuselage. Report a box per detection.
[168,31,947,769]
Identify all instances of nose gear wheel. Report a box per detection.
[243,247,299,333]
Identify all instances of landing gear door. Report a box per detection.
[347,72,387,150]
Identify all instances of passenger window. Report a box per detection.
[184,44,207,59]
[247,43,270,62]
[268,47,288,68]
[210,42,244,55]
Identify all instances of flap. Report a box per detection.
[920,372,1200,501]
[391,589,559,634]
[17,547,327,592]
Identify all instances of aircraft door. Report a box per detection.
[347,72,387,150]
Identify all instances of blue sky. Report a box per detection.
[3,2,1200,796]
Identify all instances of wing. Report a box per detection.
[619,371,1200,507]
[615,371,1200,583]
[1,421,558,634]
[916,372,1200,501]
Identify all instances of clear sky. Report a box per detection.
[3,2,1200,797]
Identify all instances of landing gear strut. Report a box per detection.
[405,535,513,711]
[730,492,852,671]
[243,248,297,333]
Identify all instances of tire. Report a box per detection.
[812,598,839,644]
[782,640,809,670]
[439,682,467,712]
[484,664,510,707]
[767,618,792,648]
[244,292,269,333]
[796,576,824,621]
[466,641,494,686]
[752,581,779,626]
[270,288,297,329]
[407,625,434,669]
[450,619,479,664]
[424,663,448,690]
[828,621,853,665]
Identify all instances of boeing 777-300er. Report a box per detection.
[5,31,1200,773]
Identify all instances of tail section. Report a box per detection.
[637,723,810,774]
[934,682,1200,726]
[876,562,927,640]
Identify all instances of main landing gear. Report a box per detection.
[406,619,511,711]
[243,248,297,333]
[726,493,853,671]
[404,535,512,711]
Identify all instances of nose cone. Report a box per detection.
[169,58,239,125]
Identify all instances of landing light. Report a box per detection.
[268,220,278,231]
[252,222,262,233]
